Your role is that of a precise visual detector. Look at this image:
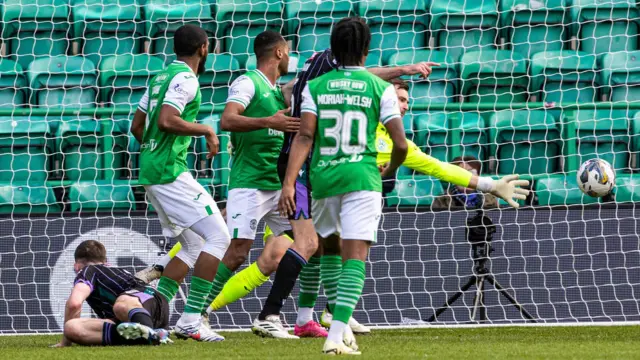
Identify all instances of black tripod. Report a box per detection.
[425,212,536,323]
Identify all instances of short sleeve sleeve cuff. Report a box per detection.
[300,84,317,115]
[379,84,401,124]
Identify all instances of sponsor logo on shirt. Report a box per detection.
[268,129,284,137]
[326,79,367,93]
[316,154,363,168]
[263,92,271,98]
[174,83,188,96]
[229,88,240,96]
[141,139,158,152]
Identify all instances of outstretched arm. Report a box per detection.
[54,283,91,347]
[369,62,440,81]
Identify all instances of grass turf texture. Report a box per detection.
[2,326,639,359]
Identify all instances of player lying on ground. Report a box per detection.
[53,240,171,347]
[131,24,231,342]
[280,16,409,355]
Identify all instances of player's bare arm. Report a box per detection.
[158,105,219,158]
[221,102,300,133]
[53,282,91,347]
[131,109,146,144]
[278,111,317,217]
[369,62,440,80]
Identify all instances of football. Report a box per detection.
[577,159,615,197]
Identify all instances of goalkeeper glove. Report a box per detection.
[477,175,530,208]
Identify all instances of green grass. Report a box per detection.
[2,326,640,360]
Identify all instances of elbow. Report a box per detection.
[220,116,231,131]
[396,142,409,155]
[66,299,82,314]
[157,118,169,132]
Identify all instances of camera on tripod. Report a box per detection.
[426,209,536,324]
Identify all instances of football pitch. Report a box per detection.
[3,326,640,360]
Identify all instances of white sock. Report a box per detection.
[156,253,172,268]
[179,312,201,326]
[206,305,213,315]
[296,307,314,326]
[327,320,347,344]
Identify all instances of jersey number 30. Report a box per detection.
[319,110,367,156]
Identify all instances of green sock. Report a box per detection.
[298,256,321,308]
[156,276,180,302]
[333,259,366,324]
[185,276,213,314]
[321,255,342,313]
[202,263,233,313]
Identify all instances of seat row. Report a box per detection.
[5,49,640,109]
[1,0,640,68]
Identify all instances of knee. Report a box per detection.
[258,249,285,274]
[223,241,251,270]
[64,319,83,342]
[112,296,139,321]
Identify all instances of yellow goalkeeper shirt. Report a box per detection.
[375,123,472,187]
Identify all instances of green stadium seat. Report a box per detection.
[564,110,631,172]
[68,180,135,212]
[72,0,143,67]
[27,56,97,108]
[453,112,488,163]
[0,119,51,184]
[500,0,568,57]
[430,0,499,61]
[286,0,353,58]
[571,0,639,58]
[614,174,640,202]
[601,51,640,102]
[127,132,140,179]
[387,50,457,104]
[530,51,598,104]
[631,112,640,168]
[358,0,429,65]
[490,110,561,175]
[200,54,241,106]
[197,115,231,193]
[536,174,599,205]
[215,0,283,66]
[386,175,444,207]
[459,50,529,103]
[0,59,27,108]
[145,0,215,64]
[99,54,164,108]
[56,120,107,181]
[245,53,307,85]
[413,112,450,162]
[0,184,60,214]
[0,0,70,69]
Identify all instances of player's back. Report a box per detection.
[74,264,146,319]
[304,67,400,199]
[138,61,202,185]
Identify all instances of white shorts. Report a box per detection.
[312,191,382,243]
[145,172,222,238]
[226,188,291,240]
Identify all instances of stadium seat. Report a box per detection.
[453,112,488,163]
[430,0,499,61]
[571,0,639,58]
[0,184,59,214]
[535,174,599,205]
[0,119,51,184]
[245,53,307,84]
[286,0,353,58]
[197,115,231,191]
[145,0,215,64]
[614,174,640,202]
[56,120,107,181]
[601,51,640,102]
[530,51,598,104]
[387,50,457,104]
[27,56,98,108]
[215,0,283,66]
[563,110,631,172]
[0,0,70,69]
[413,112,450,162]
[385,175,444,207]
[358,0,429,65]
[459,50,529,103]
[72,0,143,67]
[490,110,561,175]
[200,54,241,106]
[0,59,27,108]
[68,180,135,212]
[99,54,164,108]
[499,0,569,58]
